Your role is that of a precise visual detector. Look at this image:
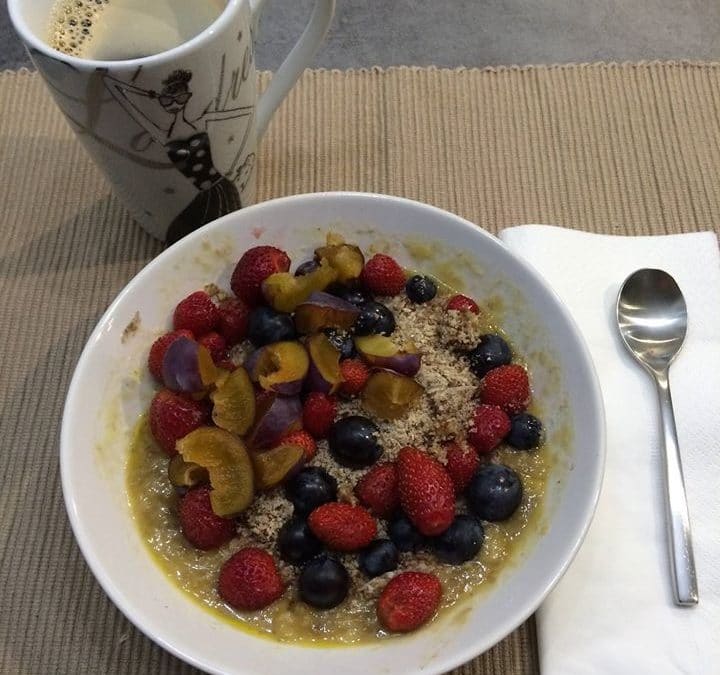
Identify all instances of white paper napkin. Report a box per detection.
[499,225,720,674]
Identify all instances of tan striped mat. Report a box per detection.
[2,62,719,674]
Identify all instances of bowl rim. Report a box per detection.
[61,191,606,674]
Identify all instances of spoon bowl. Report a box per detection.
[617,268,688,372]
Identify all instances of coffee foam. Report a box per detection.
[48,0,226,60]
[49,0,107,57]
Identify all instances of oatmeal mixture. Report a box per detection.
[127,286,552,644]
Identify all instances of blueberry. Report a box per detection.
[299,555,350,609]
[328,416,384,468]
[388,513,425,552]
[295,260,319,276]
[507,413,544,450]
[354,301,396,336]
[278,516,323,565]
[358,539,399,578]
[466,464,523,522]
[431,515,484,564]
[405,275,437,304]
[323,327,356,360]
[327,283,372,307]
[285,467,338,515]
[247,306,296,347]
[467,334,512,379]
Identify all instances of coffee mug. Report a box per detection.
[9,0,335,242]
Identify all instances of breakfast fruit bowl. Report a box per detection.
[61,192,604,675]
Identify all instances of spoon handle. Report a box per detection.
[655,369,699,606]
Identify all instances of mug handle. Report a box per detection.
[250,0,335,137]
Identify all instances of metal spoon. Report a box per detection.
[616,268,698,606]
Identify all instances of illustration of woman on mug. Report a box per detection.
[104,69,255,243]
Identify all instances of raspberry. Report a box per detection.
[173,291,220,336]
[147,329,194,382]
[397,447,455,537]
[149,389,209,455]
[354,462,399,518]
[230,246,291,306]
[217,297,250,346]
[447,294,480,314]
[360,254,406,296]
[340,358,370,396]
[197,332,227,365]
[302,392,337,439]
[281,430,317,462]
[444,441,480,493]
[479,364,530,414]
[178,486,236,550]
[308,502,377,552]
[467,404,511,453]
[218,547,284,611]
[377,571,442,633]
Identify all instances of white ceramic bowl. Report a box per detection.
[62,192,604,675]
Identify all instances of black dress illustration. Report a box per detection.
[165,132,241,243]
[103,69,255,243]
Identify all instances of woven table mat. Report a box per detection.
[2,62,720,675]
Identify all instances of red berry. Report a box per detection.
[198,331,227,365]
[447,294,480,314]
[354,462,399,518]
[149,390,209,456]
[218,547,284,611]
[281,430,317,461]
[397,447,455,536]
[479,364,530,414]
[360,254,406,296]
[340,358,370,396]
[307,502,377,552]
[230,246,291,306]
[377,571,442,633]
[302,392,337,439]
[444,441,480,493]
[178,486,236,550]
[173,291,220,336]
[217,297,250,346]
[148,329,194,382]
[467,404,511,453]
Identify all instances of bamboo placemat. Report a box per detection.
[2,62,720,675]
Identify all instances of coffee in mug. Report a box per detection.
[49,0,227,61]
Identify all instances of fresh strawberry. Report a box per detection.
[302,392,337,439]
[444,441,480,493]
[230,246,291,306]
[396,447,455,536]
[377,571,442,633]
[281,430,317,461]
[173,291,220,336]
[446,294,480,314]
[479,364,530,414]
[217,297,250,346]
[147,329,194,382]
[467,404,511,454]
[307,502,377,551]
[178,486,235,550]
[360,253,406,296]
[340,358,370,396]
[149,390,209,455]
[198,331,228,365]
[354,462,399,518]
[218,547,284,611]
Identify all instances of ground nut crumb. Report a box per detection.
[238,492,293,549]
[439,307,488,350]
